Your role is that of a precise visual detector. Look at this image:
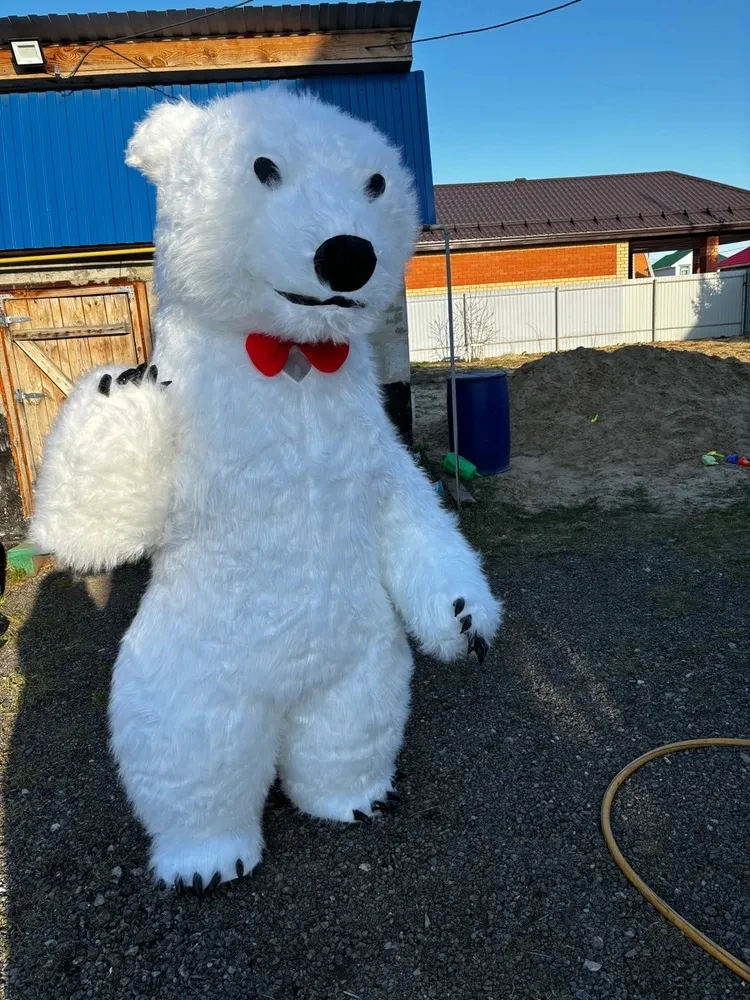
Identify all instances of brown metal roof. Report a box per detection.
[419,171,750,249]
[0,2,420,45]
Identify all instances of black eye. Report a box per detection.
[366,173,386,199]
[254,157,281,186]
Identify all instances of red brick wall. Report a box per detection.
[406,243,619,291]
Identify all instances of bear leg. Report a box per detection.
[111,654,280,892]
[279,630,413,822]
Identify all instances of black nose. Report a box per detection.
[314,235,377,293]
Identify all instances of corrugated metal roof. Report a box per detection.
[418,171,750,247]
[718,246,750,268]
[0,3,420,45]
[0,72,435,252]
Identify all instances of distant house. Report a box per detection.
[652,248,728,276]
[718,246,750,270]
[407,171,750,296]
[651,250,694,277]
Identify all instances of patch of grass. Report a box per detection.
[5,763,39,789]
[715,626,743,639]
[634,839,661,858]
[0,671,25,717]
[18,670,69,708]
[91,688,108,711]
[456,485,750,586]
[650,587,703,620]
[60,720,94,746]
[4,565,30,589]
[670,497,750,572]
[90,860,114,890]
[461,487,659,566]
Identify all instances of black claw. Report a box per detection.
[394,768,406,783]
[161,380,172,387]
[453,597,465,617]
[386,790,400,802]
[236,859,244,879]
[467,634,475,655]
[207,871,221,893]
[147,364,158,382]
[353,809,371,824]
[116,367,137,385]
[98,373,112,396]
[175,876,185,896]
[372,799,397,815]
[192,872,204,900]
[460,614,472,634]
[474,636,489,665]
[132,362,148,385]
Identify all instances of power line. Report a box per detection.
[63,0,255,83]
[367,0,583,51]
[412,0,583,45]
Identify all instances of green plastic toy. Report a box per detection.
[442,452,479,481]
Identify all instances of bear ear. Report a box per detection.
[126,98,205,184]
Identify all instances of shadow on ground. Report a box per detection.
[0,513,748,1000]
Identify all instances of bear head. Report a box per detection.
[126,86,420,344]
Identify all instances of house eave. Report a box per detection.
[415,220,750,254]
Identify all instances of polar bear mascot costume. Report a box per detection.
[32,87,502,895]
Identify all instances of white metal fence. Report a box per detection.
[406,269,750,362]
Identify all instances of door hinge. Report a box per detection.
[15,389,46,402]
[0,315,32,327]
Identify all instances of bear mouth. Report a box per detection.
[276,290,365,309]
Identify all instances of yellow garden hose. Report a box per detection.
[601,738,750,984]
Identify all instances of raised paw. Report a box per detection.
[97,364,171,397]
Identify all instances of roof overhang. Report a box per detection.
[0,3,419,90]
[416,221,750,254]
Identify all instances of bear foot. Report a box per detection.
[353,788,400,823]
[284,770,403,824]
[152,833,262,894]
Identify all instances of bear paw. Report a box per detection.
[97,362,171,396]
[151,833,262,895]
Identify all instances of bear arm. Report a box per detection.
[31,365,180,575]
[377,428,502,662]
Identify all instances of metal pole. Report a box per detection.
[422,224,460,510]
[554,286,559,352]
[651,277,657,343]
[742,269,749,337]
[462,292,468,358]
[444,230,461,511]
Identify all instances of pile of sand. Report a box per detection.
[413,344,750,511]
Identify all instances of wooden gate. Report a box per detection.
[0,283,152,516]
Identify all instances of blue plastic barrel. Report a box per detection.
[446,370,511,475]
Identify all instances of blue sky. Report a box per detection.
[4,0,750,193]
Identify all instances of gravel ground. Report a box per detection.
[0,516,748,1000]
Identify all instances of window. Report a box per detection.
[679,265,690,275]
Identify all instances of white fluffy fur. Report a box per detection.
[32,367,178,573]
[32,87,502,888]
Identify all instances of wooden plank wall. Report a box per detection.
[0,31,412,86]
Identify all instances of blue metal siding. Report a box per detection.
[0,72,435,252]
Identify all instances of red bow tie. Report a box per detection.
[245,333,349,377]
